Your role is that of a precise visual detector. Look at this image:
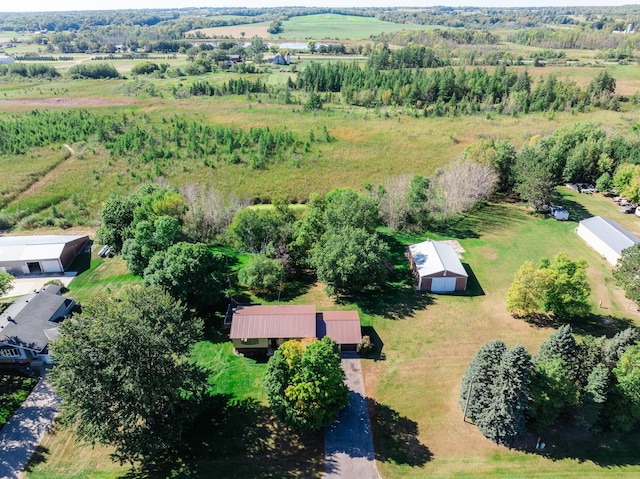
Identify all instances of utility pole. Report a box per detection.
[462,375,477,423]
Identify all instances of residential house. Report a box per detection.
[0,284,75,367]
[226,304,361,355]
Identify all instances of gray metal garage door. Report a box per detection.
[431,277,457,292]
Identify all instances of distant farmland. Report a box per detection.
[189,13,439,41]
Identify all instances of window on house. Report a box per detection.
[240,338,259,345]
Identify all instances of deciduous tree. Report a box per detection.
[429,158,497,220]
[613,244,640,307]
[0,271,13,297]
[507,254,591,320]
[264,337,349,432]
[238,254,285,297]
[50,286,206,465]
[97,194,137,253]
[144,242,226,307]
[310,226,389,297]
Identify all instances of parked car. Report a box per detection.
[635,206,640,218]
[621,205,636,214]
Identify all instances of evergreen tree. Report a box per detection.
[535,324,577,366]
[475,345,532,446]
[575,363,609,430]
[460,340,507,423]
[604,327,640,368]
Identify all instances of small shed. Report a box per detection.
[0,56,15,64]
[550,206,569,221]
[576,216,639,265]
[408,240,468,292]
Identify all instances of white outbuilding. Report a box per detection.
[0,235,89,275]
[0,56,15,64]
[576,216,639,265]
[408,239,468,292]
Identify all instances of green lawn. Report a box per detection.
[66,256,142,303]
[272,14,439,41]
[24,190,640,478]
[356,196,640,478]
[0,374,37,428]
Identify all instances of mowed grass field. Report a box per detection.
[359,194,640,478]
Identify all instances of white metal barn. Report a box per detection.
[576,216,639,266]
[408,239,468,292]
[0,235,89,275]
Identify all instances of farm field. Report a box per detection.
[190,13,439,41]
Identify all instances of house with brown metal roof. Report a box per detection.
[227,304,362,355]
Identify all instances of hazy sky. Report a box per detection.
[0,1,634,14]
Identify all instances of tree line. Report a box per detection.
[293,61,620,114]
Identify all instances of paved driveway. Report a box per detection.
[324,357,380,479]
[1,275,75,299]
[0,375,60,479]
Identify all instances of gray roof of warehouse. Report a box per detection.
[579,216,639,255]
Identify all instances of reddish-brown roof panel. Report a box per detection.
[229,304,316,339]
[233,304,316,316]
[319,311,362,345]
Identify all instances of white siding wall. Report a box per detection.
[41,260,62,273]
[577,224,619,265]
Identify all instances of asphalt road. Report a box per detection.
[324,357,380,479]
[0,375,60,479]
